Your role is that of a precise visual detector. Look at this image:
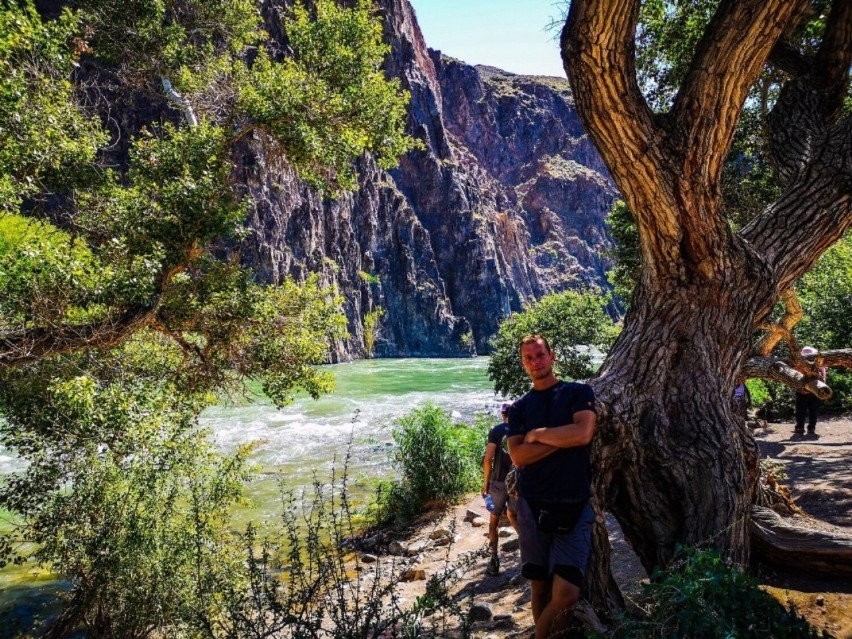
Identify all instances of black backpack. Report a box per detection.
[491,432,513,483]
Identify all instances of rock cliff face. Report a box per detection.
[242,0,619,359]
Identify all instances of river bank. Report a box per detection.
[366,417,851,638]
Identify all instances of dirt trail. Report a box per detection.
[376,417,851,638]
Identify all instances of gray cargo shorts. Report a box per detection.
[487,480,518,516]
[516,495,593,587]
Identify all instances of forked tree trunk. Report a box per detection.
[560,0,852,614]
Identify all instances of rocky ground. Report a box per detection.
[355,417,851,638]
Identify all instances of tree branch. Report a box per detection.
[671,0,806,183]
[753,287,803,357]
[813,0,852,123]
[561,1,677,249]
[0,308,155,369]
[742,356,832,399]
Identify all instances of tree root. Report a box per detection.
[750,505,852,577]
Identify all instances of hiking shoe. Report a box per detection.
[793,429,805,437]
[485,556,500,576]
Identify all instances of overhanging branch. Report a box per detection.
[0,308,155,369]
[742,356,831,398]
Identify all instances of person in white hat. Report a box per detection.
[795,346,826,437]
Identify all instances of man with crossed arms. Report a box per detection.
[507,334,596,639]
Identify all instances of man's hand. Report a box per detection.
[524,428,547,444]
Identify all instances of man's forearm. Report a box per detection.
[525,412,595,448]
[509,441,558,467]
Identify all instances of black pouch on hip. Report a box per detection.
[528,499,586,535]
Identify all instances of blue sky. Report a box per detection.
[408,0,569,77]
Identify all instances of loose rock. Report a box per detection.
[471,517,487,527]
[468,602,493,622]
[498,527,514,538]
[429,528,452,540]
[501,538,520,552]
[361,553,378,564]
[400,569,427,582]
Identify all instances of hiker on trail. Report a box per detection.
[795,346,827,438]
[507,334,596,639]
[482,402,518,576]
[733,382,750,422]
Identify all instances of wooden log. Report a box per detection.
[750,505,852,576]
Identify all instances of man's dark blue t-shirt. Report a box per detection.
[507,380,595,503]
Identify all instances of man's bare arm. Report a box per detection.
[508,434,558,467]
[482,442,496,495]
[523,410,596,448]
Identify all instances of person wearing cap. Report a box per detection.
[795,346,827,437]
[482,402,518,576]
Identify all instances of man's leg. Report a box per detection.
[516,497,550,620]
[794,393,808,434]
[529,577,550,623]
[534,573,580,639]
[506,508,519,535]
[534,503,594,637]
[486,512,500,574]
[807,395,820,433]
[486,481,509,575]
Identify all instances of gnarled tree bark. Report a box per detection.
[561,0,852,615]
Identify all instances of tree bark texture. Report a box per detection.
[562,0,852,612]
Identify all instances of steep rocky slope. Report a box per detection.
[239,0,620,358]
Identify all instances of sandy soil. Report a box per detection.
[365,416,852,638]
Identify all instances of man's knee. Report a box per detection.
[550,571,581,607]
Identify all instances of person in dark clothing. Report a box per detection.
[795,346,827,437]
[507,335,596,639]
[481,403,518,575]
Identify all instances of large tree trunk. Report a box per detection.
[562,0,852,615]
[591,278,759,572]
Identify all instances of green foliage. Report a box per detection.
[605,200,640,304]
[0,339,252,637]
[488,290,619,398]
[636,0,717,112]
[372,405,488,526]
[363,306,385,358]
[358,269,382,285]
[235,0,418,191]
[0,2,107,212]
[604,547,819,639]
[796,233,852,351]
[0,0,414,632]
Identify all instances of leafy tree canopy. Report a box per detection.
[488,290,619,398]
[0,0,414,632]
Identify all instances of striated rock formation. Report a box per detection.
[241,0,620,359]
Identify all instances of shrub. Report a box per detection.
[605,547,819,639]
[371,405,488,526]
[219,466,474,639]
[487,290,619,398]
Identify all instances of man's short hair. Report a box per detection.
[519,334,552,353]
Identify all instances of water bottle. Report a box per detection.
[483,494,495,513]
